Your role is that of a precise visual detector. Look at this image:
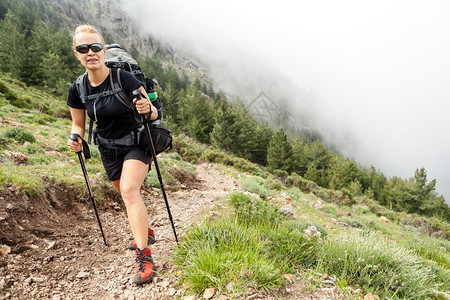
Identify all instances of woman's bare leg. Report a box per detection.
[115,159,149,250]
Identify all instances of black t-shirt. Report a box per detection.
[67,69,143,139]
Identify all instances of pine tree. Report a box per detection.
[210,100,236,152]
[248,122,272,165]
[266,129,293,173]
[41,49,67,90]
[178,85,214,143]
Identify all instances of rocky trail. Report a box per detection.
[0,163,342,300]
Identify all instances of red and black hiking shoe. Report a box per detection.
[132,247,154,285]
[127,228,156,250]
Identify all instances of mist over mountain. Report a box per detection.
[118,0,450,202]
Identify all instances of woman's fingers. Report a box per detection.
[67,139,82,152]
[135,99,150,114]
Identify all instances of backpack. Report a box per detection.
[75,44,164,144]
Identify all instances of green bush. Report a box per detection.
[4,127,36,144]
[25,143,44,154]
[352,204,371,215]
[241,177,269,199]
[288,173,318,192]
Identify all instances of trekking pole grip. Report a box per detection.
[69,133,82,154]
[133,89,142,101]
[133,89,152,119]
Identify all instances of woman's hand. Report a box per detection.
[67,137,82,153]
[133,97,152,115]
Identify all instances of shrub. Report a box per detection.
[4,127,36,143]
[288,173,318,192]
[352,204,371,215]
[241,177,269,199]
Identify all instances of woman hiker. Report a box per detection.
[67,25,157,285]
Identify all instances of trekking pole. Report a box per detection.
[69,134,108,246]
[133,90,179,244]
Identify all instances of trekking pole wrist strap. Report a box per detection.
[70,133,91,160]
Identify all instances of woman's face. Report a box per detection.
[73,32,106,71]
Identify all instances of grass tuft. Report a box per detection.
[321,231,440,299]
[174,192,320,293]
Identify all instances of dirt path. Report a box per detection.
[0,163,241,299]
[0,163,342,300]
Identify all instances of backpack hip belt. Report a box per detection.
[94,126,143,148]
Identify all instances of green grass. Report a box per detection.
[174,192,320,294]
[321,231,441,299]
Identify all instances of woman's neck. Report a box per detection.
[87,66,110,87]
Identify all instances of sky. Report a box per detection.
[121,0,450,202]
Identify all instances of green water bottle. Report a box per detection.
[148,89,157,100]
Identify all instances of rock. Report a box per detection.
[157,279,170,288]
[283,273,296,283]
[32,277,45,282]
[280,207,295,219]
[69,160,76,165]
[364,292,380,300]
[167,287,177,296]
[286,196,293,204]
[183,296,196,300]
[226,281,234,291]
[76,271,90,279]
[0,245,11,256]
[3,150,27,163]
[27,244,39,250]
[46,241,56,250]
[379,216,389,223]
[203,287,215,299]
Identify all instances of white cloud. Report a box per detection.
[122,0,450,201]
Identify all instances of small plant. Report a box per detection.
[241,176,269,199]
[320,205,338,217]
[229,192,281,226]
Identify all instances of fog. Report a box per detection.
[120,0,450,202]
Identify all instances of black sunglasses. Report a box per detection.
[75,43,104,54]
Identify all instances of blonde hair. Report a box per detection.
[72,25,105,48]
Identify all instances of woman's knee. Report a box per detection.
[120,182,141,203]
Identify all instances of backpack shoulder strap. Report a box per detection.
[75,71,88,105]
[109,68,133,109]
[110,68,142,124]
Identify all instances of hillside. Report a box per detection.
[0,1,450,298]
[0,73,449,299]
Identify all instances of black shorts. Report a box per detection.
[98,145,152,181]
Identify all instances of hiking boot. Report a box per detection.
[132,247,154,285]
[127,228,156,250]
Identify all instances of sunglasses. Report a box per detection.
[75,43,104,54]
